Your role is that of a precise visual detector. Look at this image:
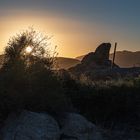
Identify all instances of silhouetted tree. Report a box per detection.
[2,28,55,70]
[0,28,69,115]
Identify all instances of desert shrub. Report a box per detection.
[63,77,140,127]
[0,28,69,118]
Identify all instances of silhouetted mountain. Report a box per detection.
[76,55,85,61]
[76,51,140,68]
[110,51,140,67]
[0,55,80,70]
[55,57,80,69]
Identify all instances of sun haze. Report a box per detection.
[0,0,140,58]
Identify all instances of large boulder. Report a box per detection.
[81,43,111,65]
[1,111,60,140]
[1,111,103,140]
[59,113,103,140]
[94,43,111,61]
[69,43,120,80]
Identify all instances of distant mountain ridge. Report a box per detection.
[110,51,140,67]
[56,50,140,69]
[0,55,80,69]
[0,50,140,69]
[76,50,140,68]
[54,57,80,69]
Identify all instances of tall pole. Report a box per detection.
[111,42,117,69]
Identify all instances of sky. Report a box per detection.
[0,0,140,57]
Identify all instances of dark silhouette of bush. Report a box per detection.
[62,76,140,128]
[51,68,140,127]
[0,28,69,118]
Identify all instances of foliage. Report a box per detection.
[0,28,69,118]
[0,28,140,129]
[2,28,56,70]
[62,75,140,128]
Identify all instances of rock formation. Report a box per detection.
[69,43,120,80]
[1,110,103,140]
[69,43,140,80]
[59,113,102,140]
[70,43,119,72]
[80,43,119,69]
[82,43,111,65]
[1,111,60,140]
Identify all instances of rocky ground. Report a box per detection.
[0,110,103,140]
[0,110,140,140]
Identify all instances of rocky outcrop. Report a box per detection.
[69,43,140,80]
[1,111,60,140]
[69,43,119,73]
[1,110,103,140]
[69,43,120,80]
[82,43,111,65]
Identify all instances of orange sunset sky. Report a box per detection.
[0,1,140,58]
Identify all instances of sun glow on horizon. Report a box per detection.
[0,11,103,57]
[0,11,128,58]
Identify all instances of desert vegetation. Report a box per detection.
[0,29,70,122]
[0,29,140,136]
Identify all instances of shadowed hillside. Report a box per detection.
[55,57,80,69]
[110,51,140,67]
[0,55,80,70]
